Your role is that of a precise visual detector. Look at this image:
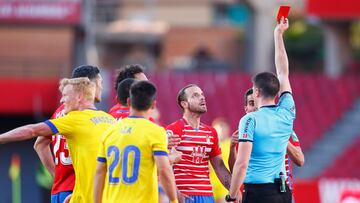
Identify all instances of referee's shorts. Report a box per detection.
[243,183,292,203]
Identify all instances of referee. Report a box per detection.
[226,17,294,203]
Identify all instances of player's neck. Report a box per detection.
[257,97,275,108]
[78,101,96,111]
[120,104,129,109]
[129,108,151,119]
[183,112,201,129]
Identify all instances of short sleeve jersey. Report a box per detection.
[97,116,168,203]
[108,103,130,120]
[50,104,75,195]
[166,118,221,196]
[45,109,115,203]
[238,92,296,184]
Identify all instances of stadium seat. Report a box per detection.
[146,72,360,151]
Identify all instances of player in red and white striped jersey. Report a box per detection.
[33,65,103,203]
[166,84,231,203]
[286,131,304,202]
[48,104,75,197]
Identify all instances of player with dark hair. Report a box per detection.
[228,18,294,203]
[94,81,178,203]
[109,64,148,118]
[166,84,231,203]
[114,64,147,91]
[110,78,137,120]
[33,65,103,203]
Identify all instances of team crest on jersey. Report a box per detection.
[191,146,206,163]
[242,134,248,138]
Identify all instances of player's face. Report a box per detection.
[184,86,207,114]
[252,86,260,108]
[94,74,103,103]
[245,94,257,113]
[134,72,148,81]
[61,85,81,114]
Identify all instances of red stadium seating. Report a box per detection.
[112,71,360,151]
[322,136,360,178]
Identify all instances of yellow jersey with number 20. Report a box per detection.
[97,116,168,203]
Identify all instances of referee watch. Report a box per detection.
[225,195,236,202]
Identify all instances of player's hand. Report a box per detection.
[177,191,193,203]
[167,130,181,148]
[275,17,289,35]
[63,194,72,203]
[169,147,182,164]
[230,130,239,147]
[236,192,242,203]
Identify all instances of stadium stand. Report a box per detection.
[322,135,360,178]
[138,72,360,151]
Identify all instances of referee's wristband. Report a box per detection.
[170,200,178,203]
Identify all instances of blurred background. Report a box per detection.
[0,0,359,202]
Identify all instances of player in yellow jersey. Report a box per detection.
[94,81,178,203]
[209,118,232,203]
[0,77,116,203]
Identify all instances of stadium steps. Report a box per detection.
[294,98,360,179]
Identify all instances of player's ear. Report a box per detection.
[180,101,187,109]
[127,98,131,107]
[244,106,247,113]
[254,88,260,98]
[77,93,83,101]
[151,100,157,109]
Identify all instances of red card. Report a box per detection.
[277,6,290,23]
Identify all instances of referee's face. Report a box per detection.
[184,86,207,114]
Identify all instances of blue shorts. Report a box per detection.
[51,191,72,203]
[185,195,215,203]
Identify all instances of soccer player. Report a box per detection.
[111,78,136,120]
[228,88,304,202]
[0,77,116,203]
[33,65,103,203]
[94,81,178,203]
[227,17,294,203]
[209,118,233,203]
[166,84,232,203]
[109,64,148,119]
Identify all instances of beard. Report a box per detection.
[188,103,207,114]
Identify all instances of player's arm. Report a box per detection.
[228,130,239,173]
[287,142,305,167]
[154,155,178,203]
[34,136,55,177]
[210,155,232,190]
[94,162,107,203]
[0,122,53,144]
[229,141,252,201]
[274,17,291,95]
[229,115,255,201]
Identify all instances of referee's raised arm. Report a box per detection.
[274,17,291,95]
